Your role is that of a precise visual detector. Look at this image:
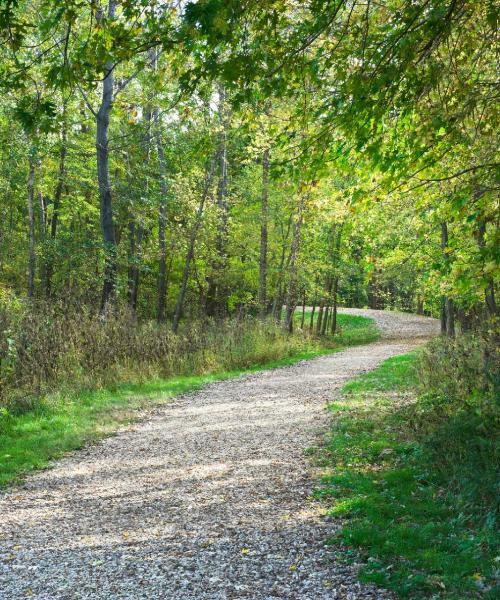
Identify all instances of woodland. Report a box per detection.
[0,1,498,598]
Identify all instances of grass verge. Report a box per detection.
[0,313,377,488]
[316,353,499,599]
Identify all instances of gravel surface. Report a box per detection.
[0,310,438,600]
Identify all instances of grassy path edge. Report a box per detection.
[316,351,498,599]
[0,314,378,488]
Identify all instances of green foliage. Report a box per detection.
[317,349,500,598]
[418,334,499,410]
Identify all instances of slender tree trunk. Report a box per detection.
[284,195,306,332]
[321,304,330,335]
[127,220,136,307]
[124,150,140,314]
[321,287,332,336]
[126,220,143,312]
[38,192,48,292]
[127,103,153,313]
[272,282,285,322]
[441,221,455,337]
[172,156,217,333]
[271,214,293,319]
[309,301,316,332]
[27,156,36,298]
[316,301,324,334]
[300,290,306,329]
[259,147,269,317]
[97,0,118,312]
[330,224,343,335]
[154,105,169,322]
[147,46,170,323]
[45,104,67,296]
[206,87,230,318]
[440,298,447,334]
[477,221,497,319]
[416,295,424,315]
[331,276,339,334]
[445,298,455,337]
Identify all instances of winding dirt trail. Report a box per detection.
[0,310,438,600]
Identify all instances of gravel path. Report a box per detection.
[0,310,438,600]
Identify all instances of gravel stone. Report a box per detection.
[0,309,438,599]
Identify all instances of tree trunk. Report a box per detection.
[148,45,170,323]
[440,298,447,334]
[97,0,118,312]
[172,156,217,333]
[331,276,339,334]
[27,156,36,298]
[206,87,229,318]
[300,290,306,329]
[259,147,269,317]
[271,214,293,320]
[155,105,169,323]
[38,191,48,292]
[321,300,331,336]
[45,103,67,296]
[284,195,306,332]
[441,221,455,336]
[445,298,455,337]
[126,220,143,313]
[309,301,316,332]
[316,301,324,334]
[477,221,497,319]
[330,224,343,335]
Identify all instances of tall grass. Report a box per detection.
[1,296,326,412]
[0,293,379,486]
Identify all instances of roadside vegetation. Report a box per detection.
[317,335,499,599]
[0,309,377,487]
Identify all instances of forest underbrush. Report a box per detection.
[316,333,499,599]
[0,292,377,486]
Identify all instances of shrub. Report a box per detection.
[415,332,499,520]
[417,332,498,412]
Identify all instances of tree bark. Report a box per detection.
[97,0,118,312]
[259,147,269,317]
[440,298,447,334]
[300,290,306,329]
[441,221,455,337]
[172,156,217,333]
[477,220,497,319]
[154,105,169,323]
[316,300,324,334]
[321,298,331,336]
[38,191,48,292]
[206,87,229,318]
[330,225,343,335]
[271,214,293,320]
[284,195,306,332]
[45,102,67,296]
[27,155,36,298]
[309,301,316,332]
[331,276,339,334]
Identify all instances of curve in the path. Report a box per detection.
[0,310,438,600]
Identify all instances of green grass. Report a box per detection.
[317,353,499,599]
[295,311,379,346]
[0,313,378,488]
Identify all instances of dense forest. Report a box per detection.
[0,2,499,598]
[0,0,496,321]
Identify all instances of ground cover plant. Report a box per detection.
[317,339,499,599]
